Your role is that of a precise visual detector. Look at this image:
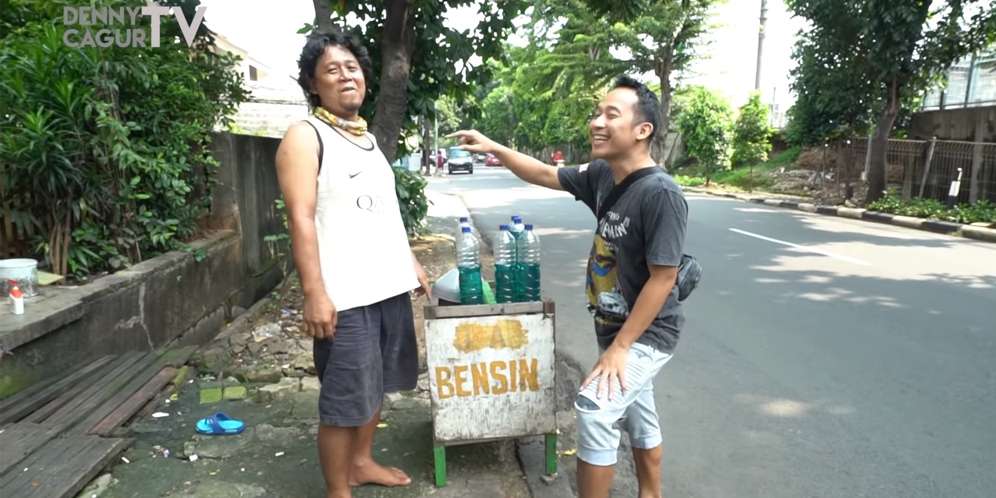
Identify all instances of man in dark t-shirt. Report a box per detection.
[450,75,687,498]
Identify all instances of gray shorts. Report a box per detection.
[574,342,673,466]
[313,292,418,427]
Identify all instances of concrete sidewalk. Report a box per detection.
[78,190,567,498]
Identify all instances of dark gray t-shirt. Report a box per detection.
[557,160,688,353]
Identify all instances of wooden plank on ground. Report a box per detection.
[0,356,114,425]
[83,367,176,436]
[0,434,131,498]
[23,352,144,425]
[68,353,168,434]
[0,423,66,476]
[46,351,158,428]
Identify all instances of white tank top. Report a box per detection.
[304,116,418,311]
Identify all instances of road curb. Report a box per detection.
[921,220,963,234]
[684,187,995,244]
[962,225,996,242]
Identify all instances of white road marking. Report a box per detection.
[729,228,872,266]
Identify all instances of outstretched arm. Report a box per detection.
[448,130,562,191]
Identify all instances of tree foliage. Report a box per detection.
[307,0,526,163]
[674,86,734,183]
[785,0,996,202]
[732,92,774,167]
[475,45,598,159]
[0,0,247,278]
[521,0,719,163]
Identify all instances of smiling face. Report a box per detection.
[310,45,366,119]
[589,87,654,160]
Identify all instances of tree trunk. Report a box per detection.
[311,0,338,33]
[866,78,901,203]
[653,53,674,167]
[369,0,416,164]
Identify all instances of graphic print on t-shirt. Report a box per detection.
[587,231,628,326]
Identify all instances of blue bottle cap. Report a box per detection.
[511,215,522,223]
[525,224,534,230]
[459,217,469,223]
[499,224,510,230]
[462,226,471,233]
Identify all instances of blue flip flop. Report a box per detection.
[195,412,245,435]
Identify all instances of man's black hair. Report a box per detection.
[296,31,373,109]
[611,75,660,143]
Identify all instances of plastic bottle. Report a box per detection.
[494,224,517,303]
[516,224,541,302]
[10,285,24,315]
[457,226,484,304]
[456,216,471,246]
[509,215,525,239]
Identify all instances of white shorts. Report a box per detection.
[574,342,673,466]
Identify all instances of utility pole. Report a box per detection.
[755,0,767,90]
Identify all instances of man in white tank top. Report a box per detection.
[275,31,431,498]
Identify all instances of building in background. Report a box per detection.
[211,32,309,138]
[922,46,996,111]
[914,45,996,143]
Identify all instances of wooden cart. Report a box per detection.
[424,301,558,487]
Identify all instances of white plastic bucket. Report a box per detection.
[0,258,38,297]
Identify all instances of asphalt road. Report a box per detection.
[428,167,996,498]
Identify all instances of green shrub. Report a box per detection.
[868,193,996,224]
[0,1,247,279]
[674,86,734,184]
[732,92,773,167]
[949,200,996,224]
[393,168,429,235]
[674,175,706,188]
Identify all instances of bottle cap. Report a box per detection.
[499,224,510,230]
[459,217,469,223]
[461,226,471,233]
[525,224,534,230]
[511,215,522,223]
[9,285,23,299]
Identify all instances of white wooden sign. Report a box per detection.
[426,309,557,443]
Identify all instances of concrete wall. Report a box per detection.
[0,133,287,398]
[911,106,996,143]
[230,101,309,138]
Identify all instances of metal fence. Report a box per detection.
[827,138,996,204]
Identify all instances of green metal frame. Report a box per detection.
[545,433,558,476]
[433,434,557,488]
[433,445,447,487]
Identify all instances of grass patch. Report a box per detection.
[674,175,705,187]
[673,146,802,190]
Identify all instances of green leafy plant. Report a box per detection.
[393,167,429,236]
[674,86,734,185]
[868,193,996,224]
[0,1,247,280]
[732,92,773,168]
[673,175,706,188]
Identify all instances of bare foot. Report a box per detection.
[349,459,411,487]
